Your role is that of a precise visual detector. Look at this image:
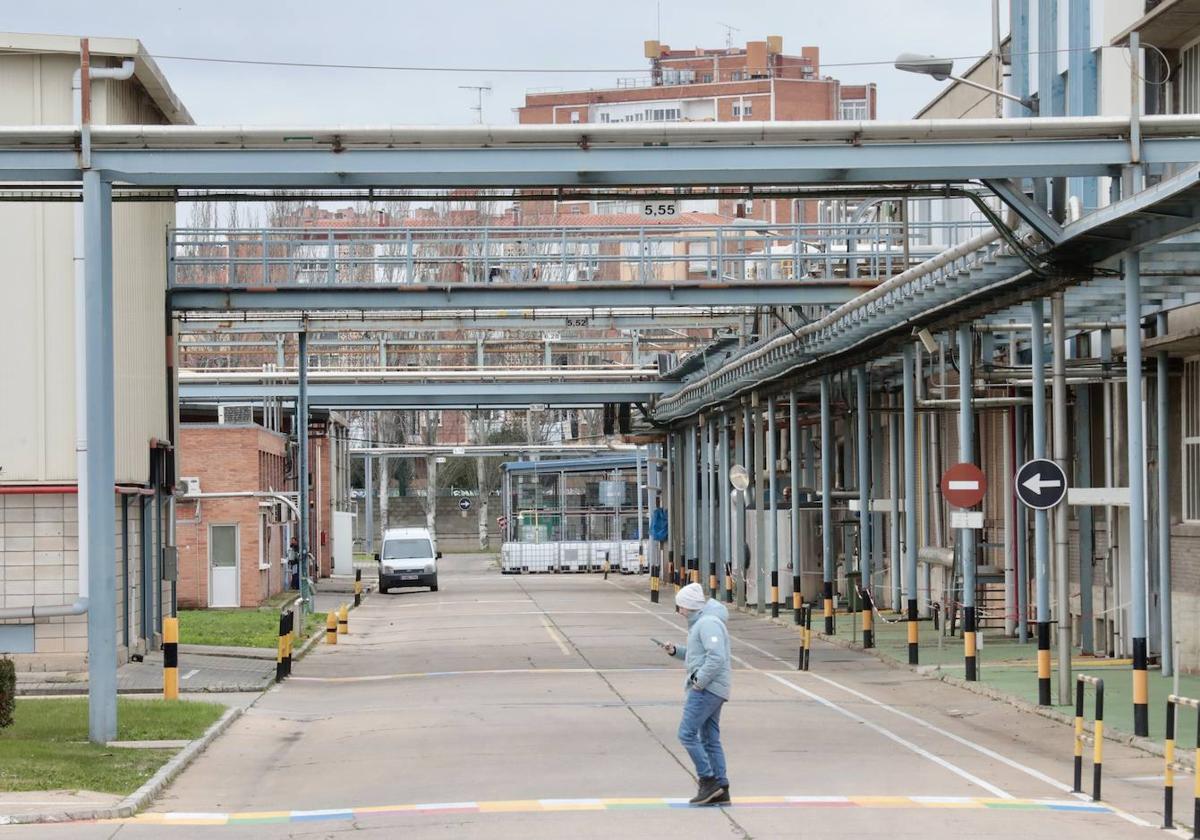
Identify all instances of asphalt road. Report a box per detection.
[4,554,1182,839]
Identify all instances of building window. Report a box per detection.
[731,70,746,81]
[732,102,752,117]
[645,107,681,122]
[599,113,611,123]
[569,111,580,123]
[1185,357,1200,520]
[680,69,695,83]
[701,72,713,83]
[840,99,869,120]
[1182,40,1200,115]
[663,68,680,84]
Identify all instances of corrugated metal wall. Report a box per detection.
[0,53,172,486]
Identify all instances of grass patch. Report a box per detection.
[0,698,225,794]
[178,607,324,649]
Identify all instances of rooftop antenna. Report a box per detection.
[458,84,492,124]
[717,22,741,50]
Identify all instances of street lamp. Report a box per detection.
[894,52,1037,114]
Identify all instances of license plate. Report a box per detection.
[400,574,419,581]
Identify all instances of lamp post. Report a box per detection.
[894,53,1037,114]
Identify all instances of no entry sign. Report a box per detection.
[940,463,987,509]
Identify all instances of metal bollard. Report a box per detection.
[649,564,660,603]
[325,611,337,645]
[283,610,294,677]
[1164,693,1200,834]
[690,558,699,585]
[724,563,734,604]
[337,603,349,635]
[799,605,812,672]
[792,575,802,625]
[354,568,362,607]
[770,570,779,619]
[708,570,718,595]
[275,612,288,682]
[1072,675,1104,802]
[163,616,179,700]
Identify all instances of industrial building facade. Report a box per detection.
[0,34,188,667]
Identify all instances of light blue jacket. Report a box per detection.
[671,598,731,700]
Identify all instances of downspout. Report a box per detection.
[2,54,141,622]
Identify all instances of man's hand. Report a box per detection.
[664,643,676,656]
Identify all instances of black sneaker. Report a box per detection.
[710,786,730,805]
[689,777,724,805]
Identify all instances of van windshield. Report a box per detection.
[382,538,434,560]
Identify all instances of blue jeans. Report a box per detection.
[677,687,728,787]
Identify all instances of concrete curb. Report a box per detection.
[17,683,269,697]
[805,622,1185,770]
[0,705,243,826]
[178,644,277,660]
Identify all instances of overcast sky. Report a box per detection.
[13,0,1005,124]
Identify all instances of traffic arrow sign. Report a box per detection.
[458,497,472,511]
[1015,459,1068,510]
[940,462,987,508]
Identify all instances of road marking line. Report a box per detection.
[181,669,199,681]
[288,667,687,684]
[626,601,1011,799]
[111,795,1114,826]
[541,615,572,655]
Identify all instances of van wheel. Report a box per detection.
[379,580,389,594]
[430,580,439,592]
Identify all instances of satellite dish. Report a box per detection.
[729,464,750,492]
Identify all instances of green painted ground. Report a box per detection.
[0,698,224,794]
[819,610,1200,750]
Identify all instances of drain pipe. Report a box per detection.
[5,51,141,623]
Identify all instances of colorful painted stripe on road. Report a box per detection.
[112,796,1113,827]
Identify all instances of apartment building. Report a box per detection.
[518,36,877,224]
[0,34,190,668]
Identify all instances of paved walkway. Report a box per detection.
[3,555,1182,838]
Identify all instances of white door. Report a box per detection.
[333,511,355,576]
[209,523,240,607]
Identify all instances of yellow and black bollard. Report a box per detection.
[163,616,179,700]
[1163,693,1200,833]
[649,564,660,603]
[275,611,288,682]
[1133,637,1149,736]
[1072,675,1104,802]
[907,597,919,665]
[354,568,363,607]
[282,610,294,677]
[862,586,874,650]
[963,605,976,680]
[823,581,835,635]
[801,605,813,671]
[792,575,802,624]
[708,569,717,595]
[1037,621,1052,705]
[770,570,779,619]
[337,603,349,635]
[724,563,733,604]
[326,610,337,645]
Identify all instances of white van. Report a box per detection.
[376,527,441,593]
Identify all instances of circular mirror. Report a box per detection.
[729,464,750,492]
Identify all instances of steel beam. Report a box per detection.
[179,380,670,408]
[169,281,865,312]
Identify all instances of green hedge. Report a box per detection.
[0,659,14,729]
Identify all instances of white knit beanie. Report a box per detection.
[675,582,707,611]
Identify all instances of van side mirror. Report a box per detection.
[373,553,380,564]
[436,551,443,560]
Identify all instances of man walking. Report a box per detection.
[662,582,732,805]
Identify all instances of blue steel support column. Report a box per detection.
[701,416,713,593]
[1009,0,1031,117]
[1076,378,1095,654]
[84,170,116,745]
[739,401,752,608]
[821,377,835,634]
[1016,398,1029,644]
[1038,0,1065,212]
[719,413,732,604]
[903,346,919,663]
[1158,312,1173,677]
[959,326,977,680]
[1031,299,1051,706]
[790,389,802,623]
[754,394,767,615]
[298,331,311,625]
[1127,253,1149,736]
[768,395,780,617]
[1053,293,1073,704]
[364,456,374,554]
[889,394,902,612]
[686,424,698,586]
[857,368,873,648]
[1068,0,1099,208]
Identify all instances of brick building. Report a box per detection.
[176,425,289,608]
[517,36,877,223]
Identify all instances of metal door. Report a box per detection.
[208,524,240,607]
